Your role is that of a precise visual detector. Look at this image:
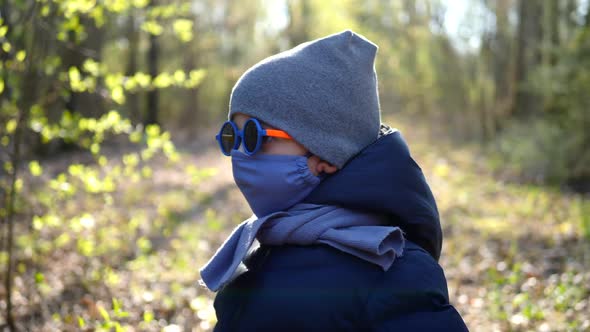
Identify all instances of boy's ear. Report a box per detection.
[317,161,338,174]
[308,155,338,176]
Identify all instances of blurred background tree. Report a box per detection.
[2,0,589,185]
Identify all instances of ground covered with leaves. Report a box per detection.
[2,117,589,331]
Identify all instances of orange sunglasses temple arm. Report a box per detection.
[265,129,292,139]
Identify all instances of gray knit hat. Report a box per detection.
[229,30,381,168]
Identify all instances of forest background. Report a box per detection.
[1,0,589,331]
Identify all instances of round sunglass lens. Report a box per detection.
[220,122,236,154]
[243,120,259,153]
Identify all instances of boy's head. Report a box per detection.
[228,30,381,169]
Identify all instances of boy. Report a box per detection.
[200,30,468,331]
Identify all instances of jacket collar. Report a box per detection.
[303,125,442,261]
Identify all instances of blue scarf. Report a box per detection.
[199,204,405,291]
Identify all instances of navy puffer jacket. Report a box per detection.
[212,127,468,331]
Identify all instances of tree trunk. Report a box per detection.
[0,2,13,103]
[83,18,105,118]
[403,0,418,26]
[60,17,104,119]
[2,5,40,329]
[145,0,160,126]
[545,0,560,66]
[125,11,140,124]
[491,0,512,132]
[514,0,543,118]
[180,46,200,131]
[566,0,578,32]
[63,30,80,114]
[286,0,311,47]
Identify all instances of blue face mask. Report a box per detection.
[231,150,322,217]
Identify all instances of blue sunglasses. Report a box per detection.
[216,118,293,156]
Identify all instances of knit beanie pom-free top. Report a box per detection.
[229,30,382,168]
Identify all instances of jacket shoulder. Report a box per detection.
[371,241,450,302]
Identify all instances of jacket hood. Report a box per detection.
[303,125,443,261]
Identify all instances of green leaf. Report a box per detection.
[134,72,151,88]
[5,119,17,134]
[69,67,85,92]
[114,322,124,332]
[16,50,26,62]
[112,298,122,312]
[98,305,110,322]
[129,130,142,143]
[123,153,139,167]
[90,143,100,155]
[111,86,125,104]
[173,19,193,42]
[83,59,100,76]
[15,178,23,193]
[133,0,149,8]
[77,238,95,257]
[580,198,590,240]
[4,161,13,173]
[57,31,67,42]
[41,5,50,17]
[68,164,84,176]
[136,237,152,253]
[186,69,206,88]
[105,73,124,89]
[145,124,160,137]
[143,310,154,323]
[29,161,43,176]
[123,77,137,90]
[91,6,105,27]
[113,298,130,318]
[104,0,129,13]
[35,272,45,284]
[56,233,71,248]
[141,21,163,36]
[153,72,172,88]
[512,293,528,307]
[32,216,43,230]
[141,166,152,178]
[105,110,121,125]
[173,70,186,83]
